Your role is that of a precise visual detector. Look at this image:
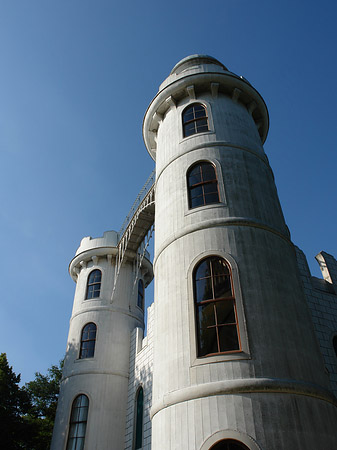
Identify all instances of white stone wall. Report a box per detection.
[296,247,337,396]
[125,303,154,450]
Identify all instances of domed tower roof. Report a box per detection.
[169,54,228,75]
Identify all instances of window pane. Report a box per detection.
[183,108,194,122]
[76,423,87,438]
[191,196,205,208]
[211,258,229,276]
[198,325,218,356]
[78,406,88,422]
[197,123,209,133]
[68,423,78,438]
[195,278,213,302]
[198,304,215,327]
[88,327,96,339]
[76,438,85,450]
[86,341,95,358]
[188,173,202,187]
[135,388,144,449]
[204,192,220,204]
[196,118,208,132]
[67,438,76,450]
[195,259,211,280]
[190,185,203,199]
[213,275,232,299]
[87,286,94,299]
[203,182,218,194]
[194,107,206,118]
[92,285,100,297]
[202,167,216,182]
[184,122,196,136]
[216,300,236,325]
[218,324,240,352]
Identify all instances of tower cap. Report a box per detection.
[170,54,228,75]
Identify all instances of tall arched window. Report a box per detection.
[80,323,97,359]
[86,269,101,299]
[210,439,250,450]
[182,103,209,137]
[66,394,89,450]
[137,279,144,309]
[134,387,144,450]
[194,256,240,357]
[187,162,220,209]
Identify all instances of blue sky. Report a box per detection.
[0,0,336,384]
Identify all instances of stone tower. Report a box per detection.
[143,55,337,449]
[51,231,153,450]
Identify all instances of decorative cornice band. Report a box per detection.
[70,305,144,324]
[61,369,129,383]
[150,377,337,419]
[143,71,269,159]
[153,217,291,267]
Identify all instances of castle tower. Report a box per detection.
[143,55,337,449]
[51,230,153,450]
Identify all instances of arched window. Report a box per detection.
[86,269,101,299]
[187,162,220,209]
[333,335,337,357]
[66,394,89,450]
[182,103,209,137]
[194,256,240,357]
[80,323,97,359]
[137,279,144,309]
[134,387,144,450]
[210,439,250,450]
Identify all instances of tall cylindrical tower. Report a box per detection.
[51,230,153,450]
[143,55,337,449]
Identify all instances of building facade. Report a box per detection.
[51,55,337,450]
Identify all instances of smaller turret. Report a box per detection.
[51,230,153,450]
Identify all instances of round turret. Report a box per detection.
[51,230,153,450]
[147,55,337,450]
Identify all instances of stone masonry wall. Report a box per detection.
[125,303,154,450]
[296,247,337,396]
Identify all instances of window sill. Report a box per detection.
[75,357,96,363]
[191,351,250,367]
[184,202,226,216]
[180,129,215,144]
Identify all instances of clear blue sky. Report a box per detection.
[0,0,336,384]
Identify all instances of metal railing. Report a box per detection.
[118,169,155,241]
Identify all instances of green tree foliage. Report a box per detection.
[0,353,63,450]
[24,360,63,450]
[0,352,32,449]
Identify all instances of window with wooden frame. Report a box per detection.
[210,439,250,450]
[187,161,220,209]
[79,323,97,359]
[137,279,144,310]
[182,103,209,137]
[193,256,240,357]
[86,269,101,299]
[66,394,89,450]
[134,387,144,450]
